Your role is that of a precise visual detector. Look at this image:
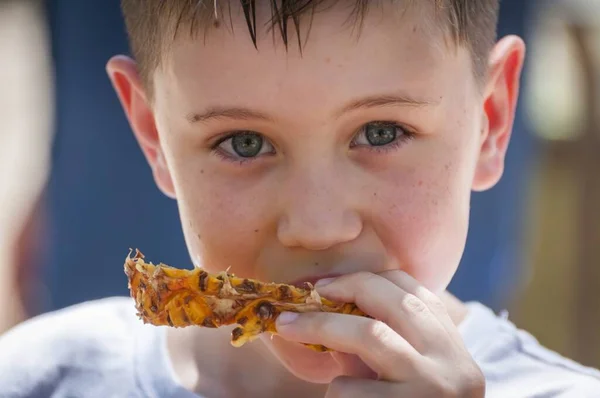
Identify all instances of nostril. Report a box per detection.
[276,210,362,250]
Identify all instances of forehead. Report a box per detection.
[153,2,470,116]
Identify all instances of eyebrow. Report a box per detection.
[186,107,273,124]
[186,92,436,124]
[337,93,437,117]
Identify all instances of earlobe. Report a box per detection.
[472,35,526,192]
[106,55,176,198]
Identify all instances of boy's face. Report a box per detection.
[159,4,479,292]
[109,1,522,379]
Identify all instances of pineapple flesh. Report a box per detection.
[124,249,367,352]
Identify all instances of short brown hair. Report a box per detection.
[120,0,499,92]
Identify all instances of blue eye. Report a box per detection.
[352,122,405,147]
[216,132,275,159]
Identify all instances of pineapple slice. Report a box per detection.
[124,249,366,351]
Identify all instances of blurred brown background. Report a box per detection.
[508,1,600,369]
[0,0,598,370]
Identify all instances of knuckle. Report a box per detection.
[425,373,462,398]
[426,361,485,398]
[361,319,392,343]
[459,365,486,397]
[400,293,428,315]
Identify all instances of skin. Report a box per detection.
[107,2,525,397]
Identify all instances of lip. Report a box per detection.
[287,273,343,289]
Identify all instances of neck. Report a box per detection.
[166,291,467,397]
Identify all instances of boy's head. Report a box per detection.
[109,0,524,293]
[108,1,524,378]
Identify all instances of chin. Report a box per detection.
[259,335,343,384]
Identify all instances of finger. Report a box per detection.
[326,376,452,398]
[276,311,420,381]
[315,272,448,353]
[330,352,378,380]
[325,377,397,398]
[376,270,461,341]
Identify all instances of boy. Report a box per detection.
[1,0,599,397]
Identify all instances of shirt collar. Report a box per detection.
[133,321,202,397]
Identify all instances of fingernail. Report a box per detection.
[314,278,335,288]
[277,311,299,325]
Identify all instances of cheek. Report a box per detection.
[372,147,476,293]
[175,169,277,276]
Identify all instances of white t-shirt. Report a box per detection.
[0,297,598,397]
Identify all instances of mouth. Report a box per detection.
[287,273,343,289]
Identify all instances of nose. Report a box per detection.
[277,167,363,251]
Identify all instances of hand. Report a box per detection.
[274,271,485,397]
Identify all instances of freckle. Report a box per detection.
[197,233,201,240]
[314,262,319,266]
[325,57,331,63]
[201,169,204,174]
[373,192,377,197]
[254,229,259,233]
[413,26,417,33]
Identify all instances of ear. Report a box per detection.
[106,55,176,199]
[472,35,526,192]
